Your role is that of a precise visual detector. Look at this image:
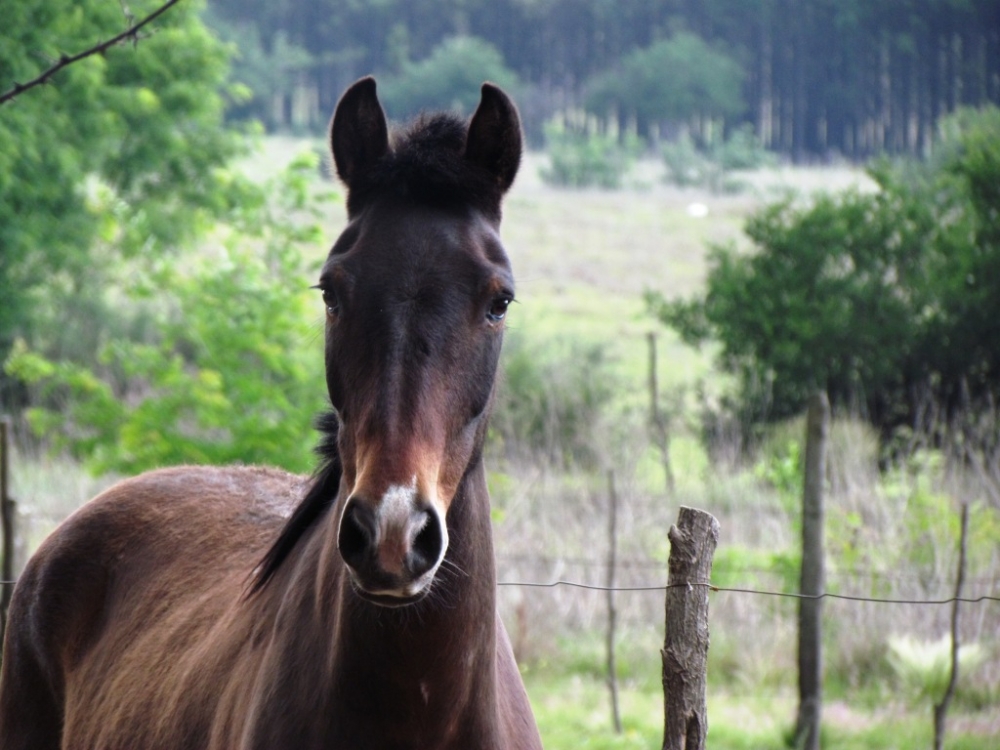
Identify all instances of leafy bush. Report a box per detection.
[5,156,334,474]
[585,32,744,130]
[540,122,640,189]
[887,636,986,705]
[490,332,614,468]
[711,123,777,171]
[712,544,800,594]
[649,105,1000,433]
[661,134,713,188]
[753,437,803,512]
[662,126,774,191]
[0,0,250,408]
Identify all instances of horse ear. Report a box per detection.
[331,77,389,189]
[464,83,522,194]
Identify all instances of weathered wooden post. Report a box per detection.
[794,391,829,750]
[662,506,719,750]
[933,502,969,750]
[1,417,15,645]
[605,470,622,734]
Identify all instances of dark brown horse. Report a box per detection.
[0,78,542,750]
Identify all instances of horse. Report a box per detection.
[0,77,543,750]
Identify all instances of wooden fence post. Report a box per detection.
[647,332,676,496]
[794,391,829,750]
[605,470,622,734]
[1,417,15,646]
[933,502,969,750]
[662,506,719,750]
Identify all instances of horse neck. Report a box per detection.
[272,457,502,742]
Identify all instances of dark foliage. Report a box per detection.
[649,107,1000,444]
[206,0,1000,158]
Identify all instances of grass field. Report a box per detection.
[527,670,997,750]
[9,139,997,748]
[255,138,877,397]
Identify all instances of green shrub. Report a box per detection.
[540,122,640,189]
[711,123,777,171]
[712,544,800,594]
[5,156,334,475]
[662,125,773,191]
[887,635,987,705]
[491,332,614,467]
[650,105,1000,433]
[661,133,713,187]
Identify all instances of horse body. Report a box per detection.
[0,78,541,750]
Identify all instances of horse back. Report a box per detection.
[0,465,304,750]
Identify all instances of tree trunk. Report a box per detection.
[1,418,15,646]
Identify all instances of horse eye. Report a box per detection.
[486,296,512,323]
[322,288,340,318]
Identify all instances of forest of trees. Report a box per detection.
[207,0,1000,158]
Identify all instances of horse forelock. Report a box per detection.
[345,113,503,220]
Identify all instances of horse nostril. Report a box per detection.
[338,500,376,570]
[407,510,443,579]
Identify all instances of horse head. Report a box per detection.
[322,77,522,605]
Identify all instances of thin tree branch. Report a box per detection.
[0,0,184,106]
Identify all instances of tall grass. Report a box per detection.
[5,145,995,747]
[484,306,998,746]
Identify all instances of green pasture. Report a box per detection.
[526,671,995,750]
[9,139,997,748]
[254,137,874,416]
[515,625,997,749]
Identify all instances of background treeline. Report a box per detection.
[206,0,1000,157]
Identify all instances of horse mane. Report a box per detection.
[249,410,341,593]
[344,112,505,220]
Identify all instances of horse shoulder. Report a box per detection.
[0,464,304,749]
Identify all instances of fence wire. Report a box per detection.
[496,553,1000,586]
[496,578,1000,605]
[1,577,996,607]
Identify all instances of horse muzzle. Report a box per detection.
[336,485,447,605]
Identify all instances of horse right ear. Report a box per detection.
[465,83,522,194]
[331,77,389,190]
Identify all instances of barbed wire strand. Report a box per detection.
[497,554,999,586]
[496,579,999,605]
[2,578,994,606]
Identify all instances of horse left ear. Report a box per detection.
[465,83,522,194]
[331,76,390,190]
